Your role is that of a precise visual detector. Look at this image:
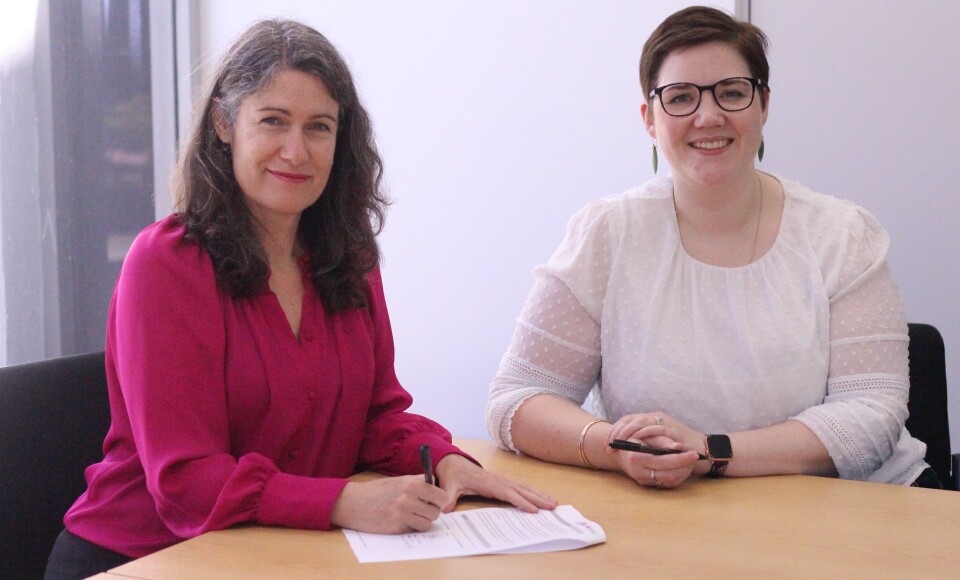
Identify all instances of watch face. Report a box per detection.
[706,434,733,461]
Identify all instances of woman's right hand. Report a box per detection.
[608,413,703,488]
[330,476,448,533]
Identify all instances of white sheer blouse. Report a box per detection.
[486,175,928,484]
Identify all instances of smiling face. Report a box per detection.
[216,68,340,229]
[642,42,768,190]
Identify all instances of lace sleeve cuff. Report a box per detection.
[792,373,909,480]
[486,354,596,453]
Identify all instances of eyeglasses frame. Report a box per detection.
[648,77,767,117]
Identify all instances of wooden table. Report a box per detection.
[103,438,960,578]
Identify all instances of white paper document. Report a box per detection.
[342,504,605,563]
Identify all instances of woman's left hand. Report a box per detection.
[435,454,558,513]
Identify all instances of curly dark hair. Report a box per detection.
[173,19,386,312]
[640,7,770,109]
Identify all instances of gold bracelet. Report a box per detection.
[578,419,607,470]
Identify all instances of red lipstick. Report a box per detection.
[267,169,310,184]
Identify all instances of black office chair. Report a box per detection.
[905,323,959,491]
[0,351,110,580]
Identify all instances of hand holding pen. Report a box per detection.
[605,413,707,489]
[331,445,446,534]
[332,443,556,534]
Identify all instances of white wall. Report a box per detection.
[197,0,732,438]
[752,0,960,448]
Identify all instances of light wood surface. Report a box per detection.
[106,438,960,579]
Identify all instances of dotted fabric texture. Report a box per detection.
[486,175,927,484]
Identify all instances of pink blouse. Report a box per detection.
[64,215,464,558]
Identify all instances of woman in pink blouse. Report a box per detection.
[46,19,554,579]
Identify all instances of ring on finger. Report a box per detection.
[650,469,662,489]
[655,416,664,427]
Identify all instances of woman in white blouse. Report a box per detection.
[486,6,933,489]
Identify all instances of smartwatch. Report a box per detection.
[705,434,732,478]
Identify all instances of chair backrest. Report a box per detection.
[0,351,109,580]
[905,323,952,487]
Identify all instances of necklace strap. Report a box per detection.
[671,172,765,265]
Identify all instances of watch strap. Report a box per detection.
[707,458,729,478]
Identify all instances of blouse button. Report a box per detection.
[308,391,317,401]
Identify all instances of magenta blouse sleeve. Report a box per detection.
[355,269,476,476]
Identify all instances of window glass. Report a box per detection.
[0,0,155,365]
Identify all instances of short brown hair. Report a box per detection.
[639,6,770,107]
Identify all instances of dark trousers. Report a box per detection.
[44,529,133,580]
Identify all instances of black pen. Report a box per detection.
[610,439,708,460]
[419,444,435,485]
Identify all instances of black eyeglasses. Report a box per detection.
[648,77,766,117]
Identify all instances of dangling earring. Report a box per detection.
[652,142,659,173]
[757,138,765,162]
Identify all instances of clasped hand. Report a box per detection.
[331,454,557,534]
[608,412,707,489]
